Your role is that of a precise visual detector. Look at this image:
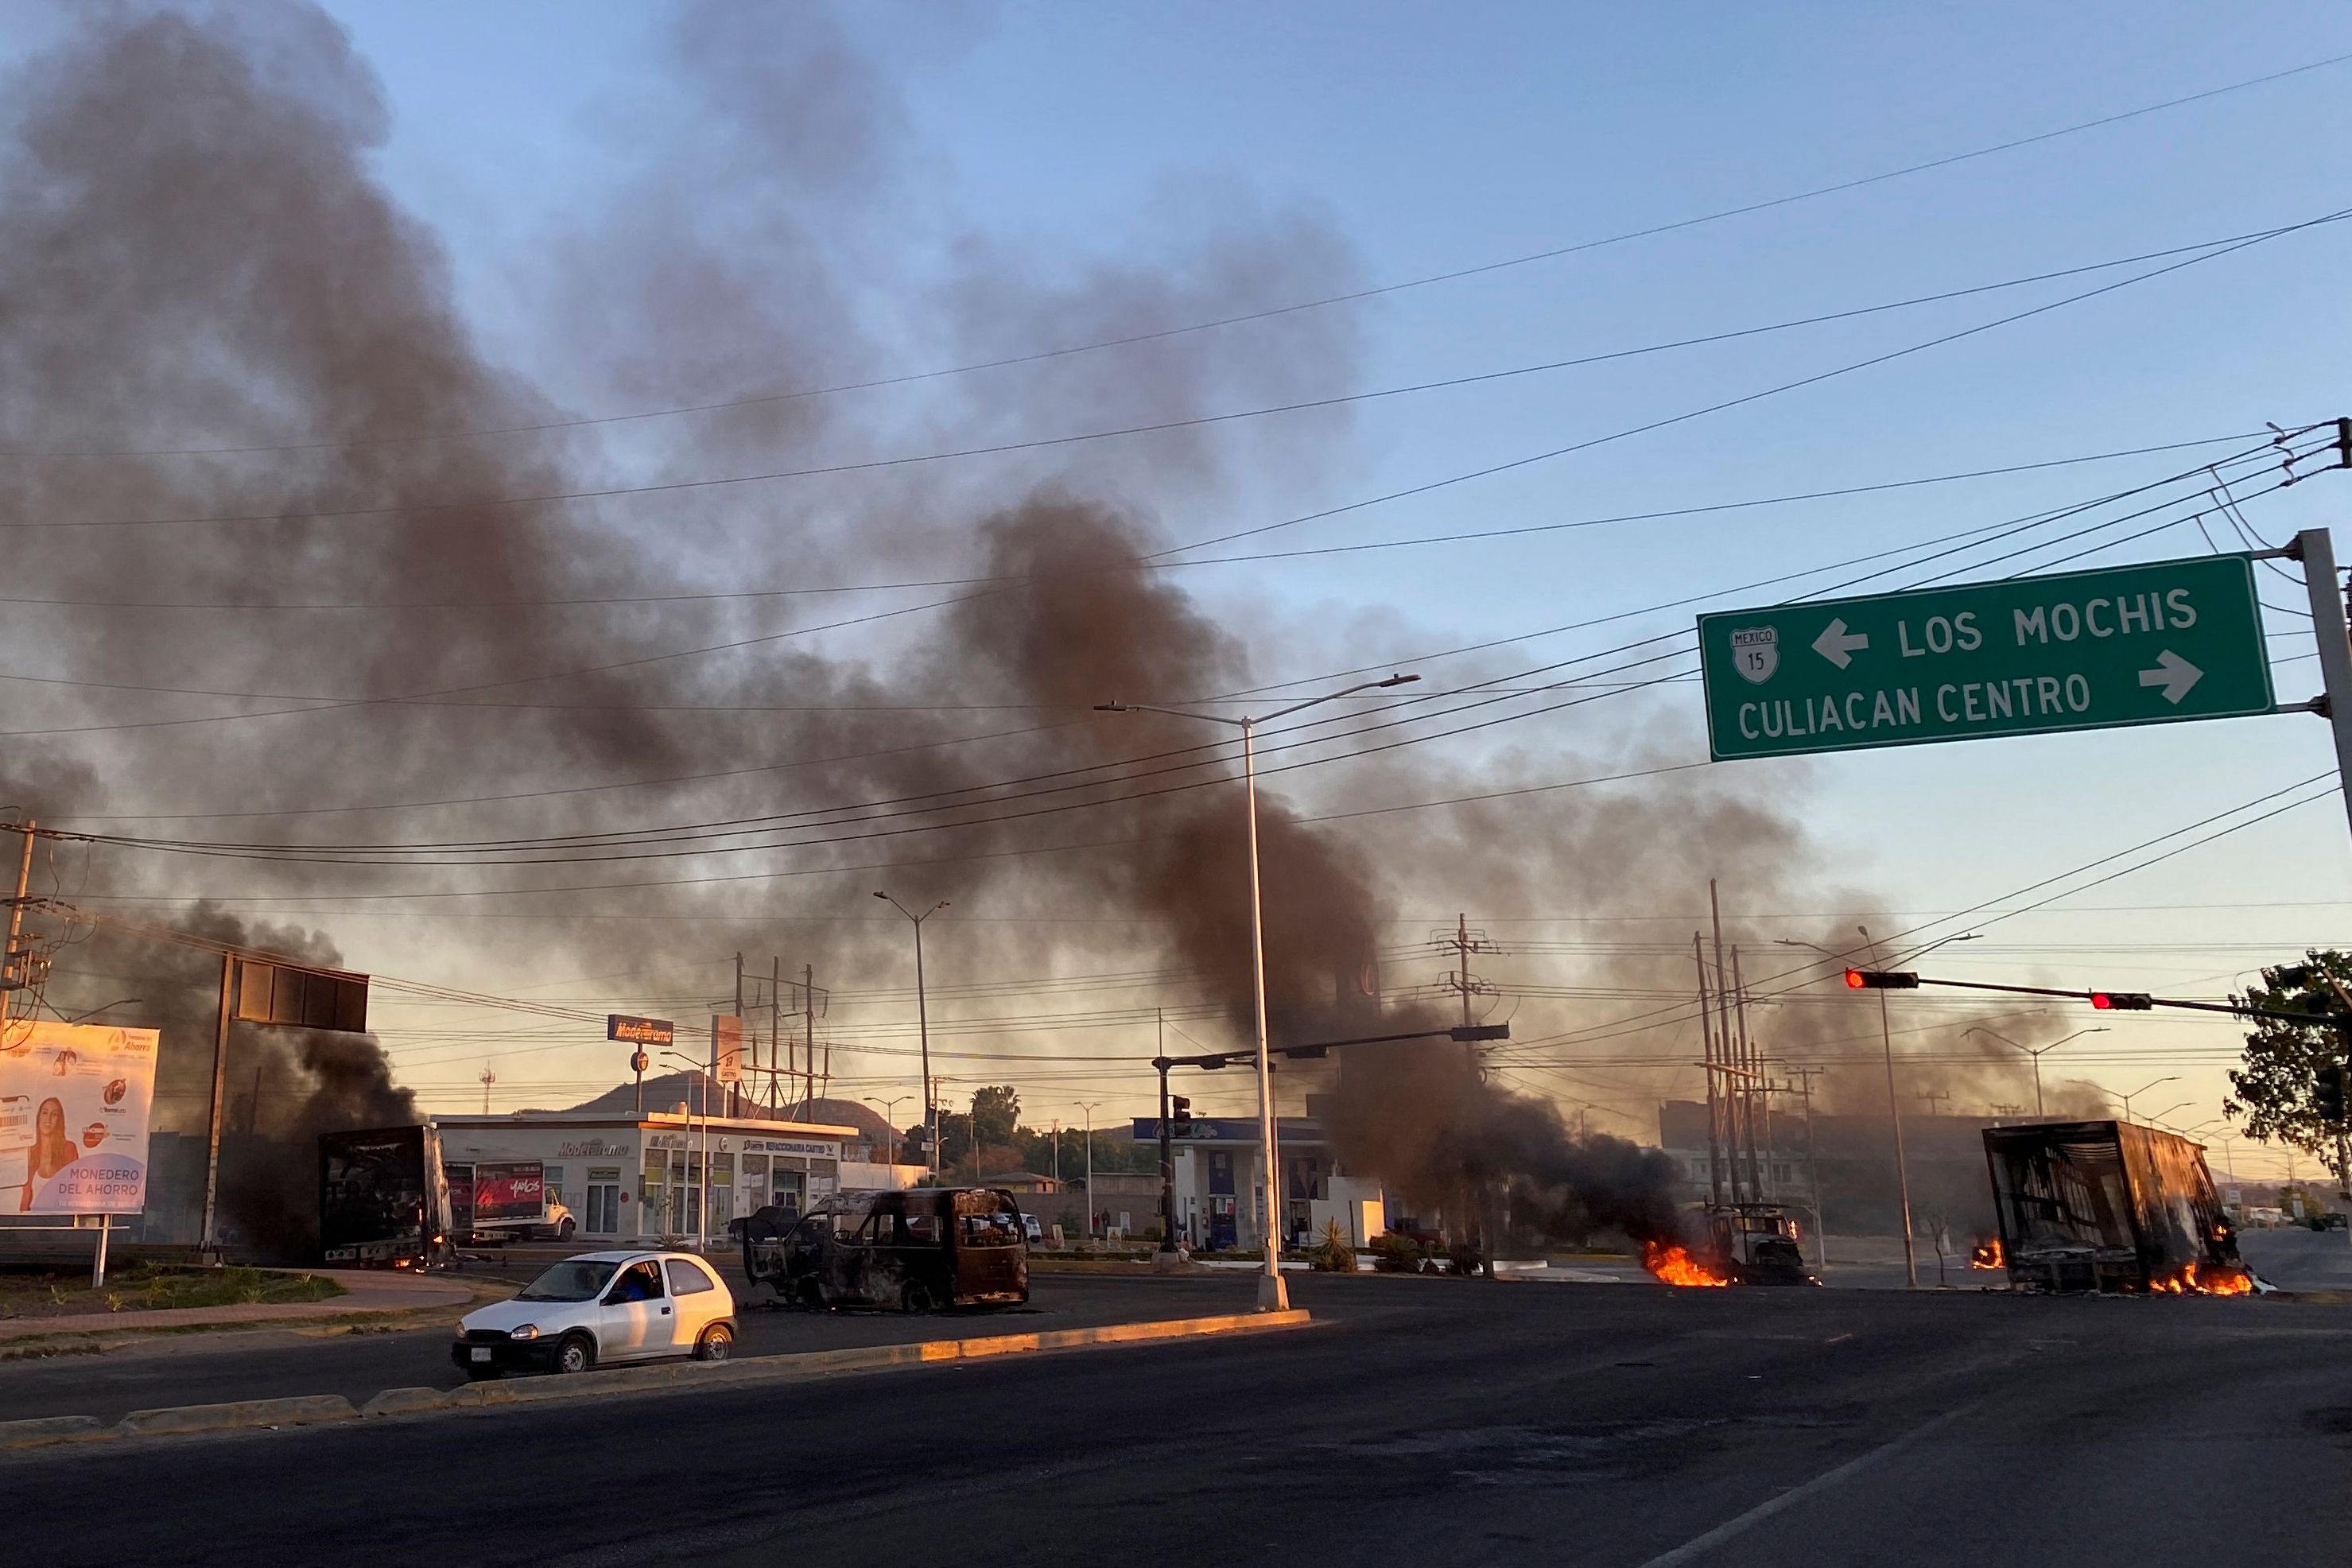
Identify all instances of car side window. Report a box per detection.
[664,1258,717,1296]
[604,1260,666,1303]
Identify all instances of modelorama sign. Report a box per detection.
[0,1021,160,1213]
[1698,554,2274,761]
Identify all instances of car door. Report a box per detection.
[663,1256,724,1341]
[597,1258,673,1360]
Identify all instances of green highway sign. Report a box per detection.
[1698,553,2277,761]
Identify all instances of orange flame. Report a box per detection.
[2147,1261,2253,1296]
[1643,1240,1733,1287]
[1969,1237,2004,1270]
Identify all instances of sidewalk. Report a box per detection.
[0,1268,473,1341]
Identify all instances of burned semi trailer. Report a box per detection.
[1981,1120,2250,1294]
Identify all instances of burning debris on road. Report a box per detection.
[1641,1240,1733,1288]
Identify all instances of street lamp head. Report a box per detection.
[1376,673,1420,689]
[1094,701,1131,712]
[873,890,889,900]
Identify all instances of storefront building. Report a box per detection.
[433,1111,875,1244]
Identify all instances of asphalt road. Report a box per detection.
[0,1267,1248,1425]
[5,1273,2346,1567]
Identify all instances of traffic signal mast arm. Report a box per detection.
[1151,1022,1509,1074]
[1847,969,2352,1029]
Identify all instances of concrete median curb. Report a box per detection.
[116,1394,360,1438]
[0,1415,111,1450]
[1,1309,1313,1452]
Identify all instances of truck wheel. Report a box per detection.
[900,1283,934,1314]
[554,1333,596,1375]
[694,1324,733,1362]
[558,1218,576,1239]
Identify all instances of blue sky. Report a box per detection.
[9,2,2350,1163]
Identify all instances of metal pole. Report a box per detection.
[199,949,232,1257]
[1880,988,1918,1289]
[1156,1038,1177,1257]
[2293,525,2352,841]
[1083,1102,1096,1238]
[2032,1049,2045,1119]
[1243,718,1287,1310]
[1797,1068,1827,1275]
[91,1211,111,1290]
[914,926,936,1181]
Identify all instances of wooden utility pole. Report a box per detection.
[803,964,816,1118]
[1694,933,1724,1209]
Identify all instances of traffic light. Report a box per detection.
[1170,1095,1193,1136]
[2318,1065,2350,1126]
[2089,992,2153,1011]
[1843,969,1919,989]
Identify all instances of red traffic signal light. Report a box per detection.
[2090,992,2153,1011]
[1844,969,1919,989]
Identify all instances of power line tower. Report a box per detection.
[478,1065,496,1114]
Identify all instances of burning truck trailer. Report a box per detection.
[1980,1120,2253,1295]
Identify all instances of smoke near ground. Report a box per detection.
[0,6,2090,1252]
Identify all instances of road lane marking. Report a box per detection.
[1631,1400,1979,1568]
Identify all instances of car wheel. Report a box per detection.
[900,1283,934,1314]
[555,1333,596,1375]
[558,1218,576,1239]
[694,1323,734,1363]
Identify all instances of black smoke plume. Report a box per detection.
[0,6,2078,1258]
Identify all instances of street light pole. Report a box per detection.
[875,892,949,1181]
[2119,1077,2179,1126]
[1099,671,1419,1312]
[1857,925,1919,1290]
[1776,927,1983,1292]
[1966,1026,2109,1118]
[864,1096,908,1167]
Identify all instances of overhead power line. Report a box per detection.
[17,210,2336,545]
[14,45,2347,461]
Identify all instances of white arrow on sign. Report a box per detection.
[2137,650,2203,704]
[1811,618,1869,669]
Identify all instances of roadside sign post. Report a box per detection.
[2289,528,2352,843]
[1698,553,2276,762]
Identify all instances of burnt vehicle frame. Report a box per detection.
[742,1186,1030,1311]
[1699,1202,1816,1284]
[1981,1119,2247,1293]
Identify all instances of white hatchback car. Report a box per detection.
[453,1250,736,1379]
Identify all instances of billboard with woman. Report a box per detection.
[0,1020,160,1213]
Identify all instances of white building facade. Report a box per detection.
[432,1111,887,1245]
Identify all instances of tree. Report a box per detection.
[971,1085,1020,1148]
[2224,951,2352,1186]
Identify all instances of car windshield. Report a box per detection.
[516,1259,619,1302]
